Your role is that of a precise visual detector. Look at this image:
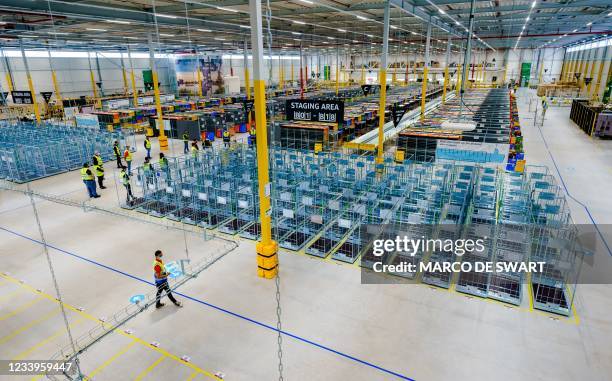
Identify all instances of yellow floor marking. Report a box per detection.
[186,371,200,381]
[12,318,85,360]
[0,287,25,303]
[133,355,165,381]
[0,295,44,321]
[0,274,222,380]
[83,341,137,381]
[0,307,61,345]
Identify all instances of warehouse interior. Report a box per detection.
[0,0,611,380]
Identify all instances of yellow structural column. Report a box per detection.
[591,52,606,100]
[87,53,99,108]
[148,35,167,151]
[243,39,252,127]
[47,48,63,109]
[586,50,597,95]
[127,44,138,106]
[421,23,432,120]
[443,66,449,103]
[249,0,277,279]
[5,73,13,92]
[335,47,340,95]
[20,39,41,123]
[376,1,390,165]
[456,65,462,96]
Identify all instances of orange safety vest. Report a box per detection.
[153,259,167,282]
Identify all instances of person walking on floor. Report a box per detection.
[113,140,124,169]
[120,167,134,204]
[153,250,182,309]
[222,128,231,148]
[182,132,189,154]
[124,145,133,174]
[81,162,100,198]
[144,136,152,159]
[92,152,106,189]
[249,126,256,148]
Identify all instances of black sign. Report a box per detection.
[361,84,390,96]
[11,91,34,104]
[0,92,8,106]
[286,99,344,123]
[41,91,53,103]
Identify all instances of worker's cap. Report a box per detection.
[83,162,89,167]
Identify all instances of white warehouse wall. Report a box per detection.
[0,51,175,102]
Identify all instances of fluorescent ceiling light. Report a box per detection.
[292,32,301,35]
[573,29,578,32]
[608,11,612,16]
[126,36,139,39]
[526,16,530,21]
[93,39,108,42]
[159,33,175,37]
[439,9,445,14]
[197,29,212,32]
[298,0,313,4]
[217,6,238,13]
[411,31,417,35]
[0,22,6,25]
[293,20,306,25]
[356,16,368,21]
[366,34,373,38]
[87,28,107,32]
[586,22,592,26]
[455,21,460,25]
[531,1,536,8]
[156,13,177,19]
[390,25,398,29]
[214,37,225,41]
[239,25,250,29]
[48,32,70,35]
[327,36,335,40]
[337,28,346,32]
[106,19,130,24]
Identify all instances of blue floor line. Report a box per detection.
[535,122,612,257]
[0,225,415,381]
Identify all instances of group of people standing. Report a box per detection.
[80,151,106,198]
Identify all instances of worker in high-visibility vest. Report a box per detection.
[182,132,189,154]
[123,145,133,173]
[249,127,256,147]
[92,152,106,189]
[190,141,199,159]
[159,152,170,178]
[222,128,231,148]
[80,162,100,198]
[120,167,134,204]
[144,136,152,159]
[153,250,182,309]
[113,140,124,169]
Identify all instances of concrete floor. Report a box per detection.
[1,89,612,381]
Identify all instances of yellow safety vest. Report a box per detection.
[182,133,189,142]
[154,259,167,280]
[143,162,151,172]
[249,128,256,136]
[124,150,132,162]
[80,167,93,181]
[145,139,152,149]
[120,171,129,185]
[223,131,230,138]
[191,146,197,157]
[93,155,103,167]
[94,164,104,177]
[159,157,168,169]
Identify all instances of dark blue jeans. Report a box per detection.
[183,141,189,154]
[83,180,98,197]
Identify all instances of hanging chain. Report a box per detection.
[26,184,83,379]
[264,1,283,379]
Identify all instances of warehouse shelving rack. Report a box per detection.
[0,121,129,183]
[118,145,584,316]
